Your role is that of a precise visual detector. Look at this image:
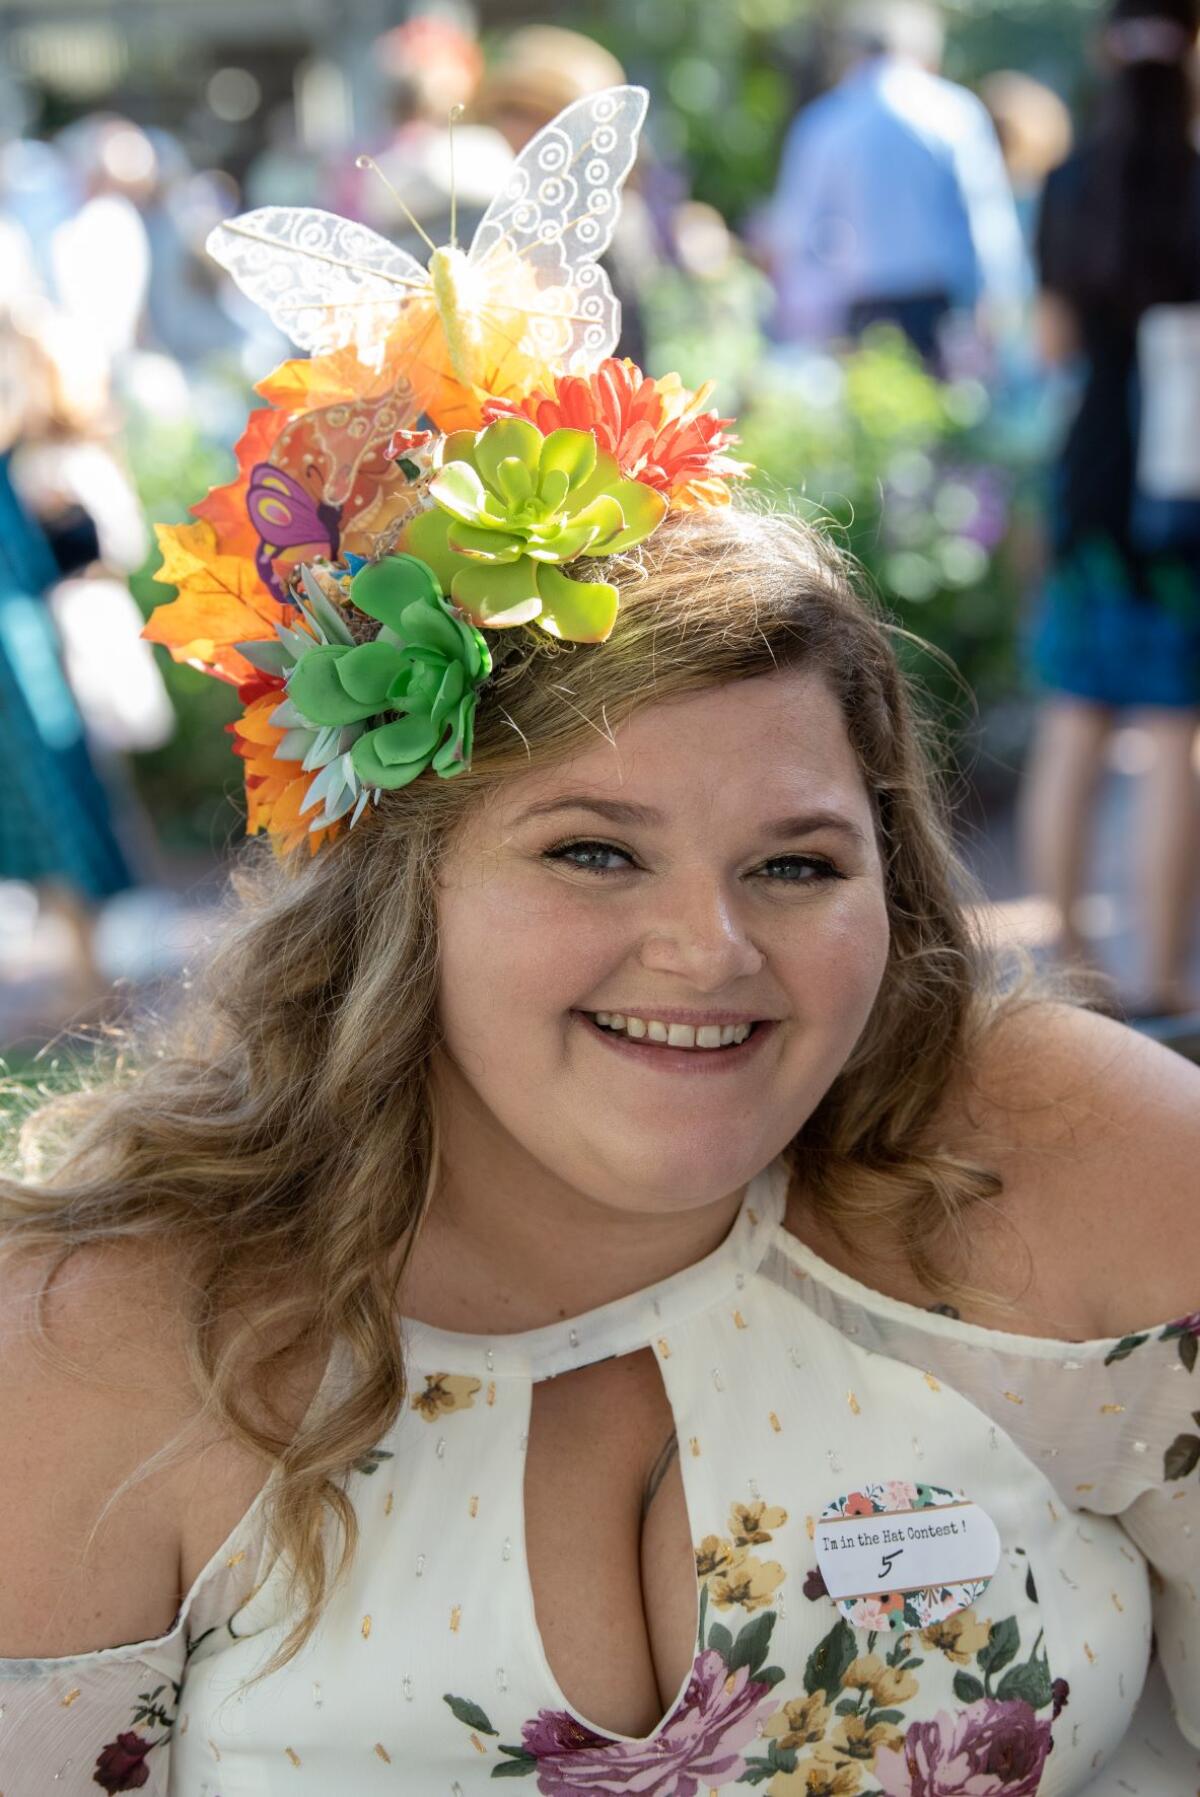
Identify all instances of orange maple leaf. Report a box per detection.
[193,406,288,558]
[142,520,291,687]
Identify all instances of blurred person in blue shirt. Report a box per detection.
[767,1,1028,362]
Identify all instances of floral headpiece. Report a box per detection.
[142,87,748,856]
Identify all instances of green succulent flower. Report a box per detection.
[398,416,668,643]
[284,553,491,798]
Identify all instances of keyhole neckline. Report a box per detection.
[399,1161,789,1382]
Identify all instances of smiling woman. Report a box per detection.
[0,499,1197,1794]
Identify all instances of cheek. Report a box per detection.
[775,885,891,1026]
[436,873,624,1053]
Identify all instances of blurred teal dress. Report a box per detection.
[0,450,135,898]
[1030,150,1200,708]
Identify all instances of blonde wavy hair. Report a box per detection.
[0,502,1017,1678]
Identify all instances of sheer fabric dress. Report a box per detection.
[2,1162,1196,1795]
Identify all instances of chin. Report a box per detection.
[564,1126,788,1214]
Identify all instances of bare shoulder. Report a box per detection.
[937,999,1200,1337]
[0,1237,324,1656]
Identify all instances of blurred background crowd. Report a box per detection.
[3,0,1200,1072]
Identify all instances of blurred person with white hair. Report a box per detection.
[767,0,1028,361]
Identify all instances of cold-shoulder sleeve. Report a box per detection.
[1090,1312,1200,1748]
[0,1477,273,1794]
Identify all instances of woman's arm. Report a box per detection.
[0,1241,199,1655]
[0,1232,332,1654]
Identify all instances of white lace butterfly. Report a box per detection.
[207,85,649,427]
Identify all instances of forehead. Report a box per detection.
[494,668,873,824]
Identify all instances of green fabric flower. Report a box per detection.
[398,416,668,643]
[285,554,491,792]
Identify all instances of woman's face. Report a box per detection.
[435,668,892,1212]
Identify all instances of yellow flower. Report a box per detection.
[841,1654,887,1694]
[730,1499,789,1545]
[410,1372,482,1421]
[769,1744,863,1796]
[840,1653,919,1708]
[921,1608,993,1664]
[871,1665,920,1706]
[762,1692,831,1750]
[709,1548,786,1612]
[695,1535,737,1582]
[829,1712,905,1763]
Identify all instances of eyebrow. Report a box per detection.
[511,795,869,846]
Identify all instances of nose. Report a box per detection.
[637,873,765,988]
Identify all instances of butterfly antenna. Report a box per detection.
[355,155,438,254]
[448,103,464,250]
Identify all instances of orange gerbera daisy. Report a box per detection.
[483,357,749,510]
[228,689,344,859]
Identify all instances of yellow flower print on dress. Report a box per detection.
[730,1499,789,1545]
[695,1534,738,1583]
[696,1494,788,1611]
[828,1708,906,1763]
[410,1371,482,1421]
[920,1605,993,1664]
[841,1653,920,1707]
[768,1741,863,1795]
[762,1691,832,1751]
[709,1548,786,1613]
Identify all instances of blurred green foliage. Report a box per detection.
[123,411,246,858]
[738,332,1022,715]
[641,248,1027,718]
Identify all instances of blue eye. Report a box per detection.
[757,856,843,884]
[544,839,635,873]
[543,842,844,883]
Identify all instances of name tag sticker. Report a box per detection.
[814,1480,1001,1632]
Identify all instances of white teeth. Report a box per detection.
[590,1013,759,1050]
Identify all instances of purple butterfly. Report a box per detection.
[247,462,341,602]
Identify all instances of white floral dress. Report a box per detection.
[1,1162,1197,1796]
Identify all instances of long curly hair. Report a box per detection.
[0,502,1018,1678]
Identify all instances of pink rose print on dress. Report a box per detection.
[520,1650,779,1795]
[873,1697,1054,1797]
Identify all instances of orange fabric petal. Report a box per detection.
[232,693,342,856]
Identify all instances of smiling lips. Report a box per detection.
[589,1012,757,1050]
